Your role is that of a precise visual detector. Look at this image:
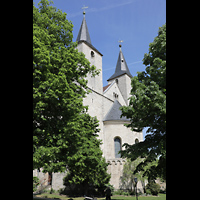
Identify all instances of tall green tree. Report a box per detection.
[120,24,166,180]
[33,0,110,189]
[63,114,110,195]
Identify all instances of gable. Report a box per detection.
[103,80,126,106]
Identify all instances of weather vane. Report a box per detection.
[118,40,123,48]
[82,5,88,15]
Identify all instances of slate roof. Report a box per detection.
[103,99,130,122]
[107,49,133,81]
[76,15,91,44]
[76,14,103,56]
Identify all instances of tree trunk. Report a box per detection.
[83,183,89,196]
[141,180,146,193]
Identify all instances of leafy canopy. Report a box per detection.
[120,24,166,180]
[33,0,109,187]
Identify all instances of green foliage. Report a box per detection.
[120,158,142,191]
[33,0,110,188]
[63,142,110,196]
[145,189,151,195]
[120,24,166,181]
[113,189,123,195]
[63,155,110,196]
[113,189,132,196]
[146,181,160,196]
[33,176,40,192]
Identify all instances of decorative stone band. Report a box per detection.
[106,158,126,165]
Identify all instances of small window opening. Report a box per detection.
[91,51,95,57]
[135,138,139,144]
[121,59,124,62]
[113,92,118,99]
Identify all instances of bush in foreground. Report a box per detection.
[146,181,160,195]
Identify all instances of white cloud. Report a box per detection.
[68,0,135,18]
[128,60,142,66]
[102,60,142,72]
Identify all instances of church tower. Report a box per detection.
[76,12,143,190]
[76,11,104,143]
[102,44,142,189]
[76,11,103,95]
[107,44,133,105]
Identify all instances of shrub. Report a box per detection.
[145,189,151,195]
[62,174,113,197]
[113,190,136,196]
[50,188,56,194]
[113,189,122,195]
[146,181,160,196]
[124,191,130,196]
[129,190,135,195]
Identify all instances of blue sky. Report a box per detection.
[33,0,166,140]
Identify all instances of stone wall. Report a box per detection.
[103,121,143,159]
[33,169,66,191]
[106,158,145,192]
[51,172,66,191]
[76,42,103,95]
[103,121,143,190]
[107,158,126,189]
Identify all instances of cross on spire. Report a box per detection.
[118,40,123,49]
[76,6,91,44]
[82,5,88,15]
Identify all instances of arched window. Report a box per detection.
[114,137,121,158]
[135,138,139,144]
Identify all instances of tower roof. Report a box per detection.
[103,99,130,122]
[76,13,103,56]
[107,46,132,81]
[76,14,91,44]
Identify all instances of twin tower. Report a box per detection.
[76,12,143,189]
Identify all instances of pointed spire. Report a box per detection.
[76,12,92,44]
[107,44,132,81]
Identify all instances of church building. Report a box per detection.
[33,11,143,191]
[76,11,143,190]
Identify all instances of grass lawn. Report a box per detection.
[33,193,166,200]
